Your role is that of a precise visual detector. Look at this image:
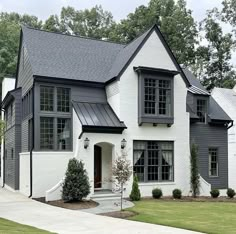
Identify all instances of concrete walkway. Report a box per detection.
[0,188,203,234]
[84,198,134,214]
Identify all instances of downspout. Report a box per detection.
[1,109,5,188]
[29,82,35,198]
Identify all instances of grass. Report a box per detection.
[127,200,236,234]
[0,218,53,233]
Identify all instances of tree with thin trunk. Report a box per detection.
[112,152,132,211]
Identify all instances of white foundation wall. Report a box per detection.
[118,31,190,196]
[1,77,16,186]
[19,153,31,196]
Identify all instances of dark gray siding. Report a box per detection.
[190,123,228,189]
[17,40,34,96]
[4,89,22,189]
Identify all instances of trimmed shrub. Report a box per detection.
[62,158,90,202]
[129,175,141,201]
[227,188,235,198]
[210,189,220,198]
[172,189,182,199]
[152,188,163,199]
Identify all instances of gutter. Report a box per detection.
[29,82,35,198]
[227,120,234,130]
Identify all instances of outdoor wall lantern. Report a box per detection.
[121,139,127,149]
[84,137,90,149]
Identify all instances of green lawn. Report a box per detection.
[127,200,236,234]
[0,218,53,233]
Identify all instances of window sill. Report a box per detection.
[138,182,175,186]
[139,116,174,125]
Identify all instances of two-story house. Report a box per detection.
[0,25,232,200]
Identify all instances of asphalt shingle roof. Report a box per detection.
[22,26,152,83]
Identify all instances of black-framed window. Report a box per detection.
[57,88,70,112]
[40,117,54,150]
[57,118,71,150]
[133,141,174,182]
[40,86,54,111]
[209,148,218,177]
[197,99,207,123]
[144,78,172,116]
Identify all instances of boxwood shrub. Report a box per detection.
[152,188,163,199]
[172,189,182,199]
[210,189,220,198]
[227,188,235,198]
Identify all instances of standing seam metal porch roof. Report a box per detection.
[72,101,126,133]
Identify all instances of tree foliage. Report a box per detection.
[62,158,90,202]
[196,9,236,90]
[190,143,200,198]
[112,152,132,210]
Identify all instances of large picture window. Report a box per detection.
[133,141,174,182]
[144,78,172,116]
[209,148,218,177]
[39,85,72,151]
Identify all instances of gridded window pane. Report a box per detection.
[133,141,145,182]
[57,88,70,112]
[144,79,156,114]
[40,117,54,149]
[57,118,71,150]
[40,86,54,111]
[161,151,173,181]
[159,80,171,116]
[147,141,159,181]
[197,99,207,123]
[209,148,218,176]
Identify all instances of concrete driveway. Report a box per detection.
[0,188,202,234]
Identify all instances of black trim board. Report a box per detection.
[113,24,190,87]
[134,66,179,76]
[82,126,126,134]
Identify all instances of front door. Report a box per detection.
[94,145,102,188]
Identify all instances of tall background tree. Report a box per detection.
[0,0,236,91]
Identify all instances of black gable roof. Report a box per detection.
[20,25,190,86]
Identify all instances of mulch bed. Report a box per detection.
[34,197,98,210]
[100,210,137,219]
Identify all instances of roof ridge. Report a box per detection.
[22,25,126,46]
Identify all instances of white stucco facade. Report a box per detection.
[212,87,236,189]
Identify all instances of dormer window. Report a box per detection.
[144,78,171,116]
[197,99,207,123]
[135,66,178,126]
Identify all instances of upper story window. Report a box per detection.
[135,67,177,126]
[40,86,54,111]
[57,88,70,112]
[144,78,171,116]
[197,99,207,123]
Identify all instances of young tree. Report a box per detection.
[112,152,132,211]
[62,158,90,202]
[190,143,200,198]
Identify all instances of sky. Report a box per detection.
[0,0,222,23]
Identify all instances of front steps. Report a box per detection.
[90,190,121,200]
